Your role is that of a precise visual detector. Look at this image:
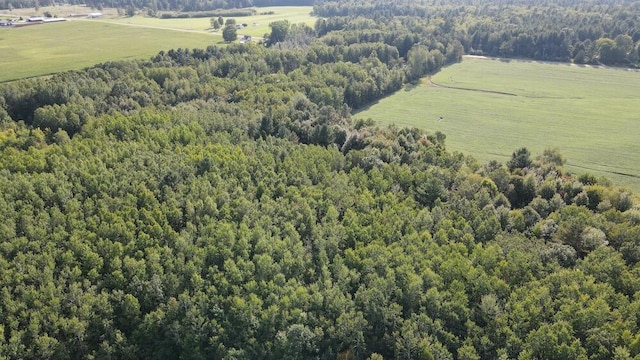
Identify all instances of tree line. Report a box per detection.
[0,0,312,12]
[314,0,640,66]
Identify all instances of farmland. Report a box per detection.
[105,6,316,38]
[356,57,640,191]
[0,21,218,82]
[0,6,315,82]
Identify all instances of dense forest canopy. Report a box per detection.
[313,0,640,65]
[2,0,640,359]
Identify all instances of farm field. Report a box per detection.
[0,6,315,82]
[104,6,316,38]
[0,20,218,82]
[357,57,640,191]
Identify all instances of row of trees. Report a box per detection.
[0,0,312,12]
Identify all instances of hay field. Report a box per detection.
[105,6,316,38]
[357,57,640,190]
[0,6,315,82]
[0,20,219,82]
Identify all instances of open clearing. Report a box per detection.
[103,6,316,39]
[357,57,640,191]
[0,21,218,82]
[0,6,315,82]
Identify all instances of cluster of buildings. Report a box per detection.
[0,10,101,28]
[0,16,68,27]
[0,18,16,26]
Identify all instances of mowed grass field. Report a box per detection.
[0,21,218,81]
[0,6,315,82]
[357,57,640,191]
[105,6,316,38]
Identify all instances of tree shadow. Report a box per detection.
[404,82,419,91]
[352,99,381,114]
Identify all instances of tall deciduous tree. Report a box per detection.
[222,24,237,42]
[268,20,290,45]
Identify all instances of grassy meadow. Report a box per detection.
[107,6,316,38]
[357,57,640,191]
[0,6,315,82]
[0,21,219,82]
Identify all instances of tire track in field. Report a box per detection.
[427,78,518,96]
[565,163,640,180]
[72,18,264,41]
[427,58,640,184]
[479,150,640,180]
[72,17,217,35]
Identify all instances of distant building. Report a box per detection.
[27,16,45,22]
[44,17,67,23]
[87,12,103,18]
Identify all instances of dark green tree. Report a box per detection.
[507,147,532,172]
[268,20,290,45]
[222,24,237,42]
[211,18,221,30]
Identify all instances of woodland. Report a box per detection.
[1,0,640,359]
[4,0,640,65]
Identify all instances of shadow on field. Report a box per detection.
[352,99,381,114]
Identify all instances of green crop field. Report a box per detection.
[0,20,219,82]
[105,6,316,38]
[357,57,640,191]
[0,6,315,82]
